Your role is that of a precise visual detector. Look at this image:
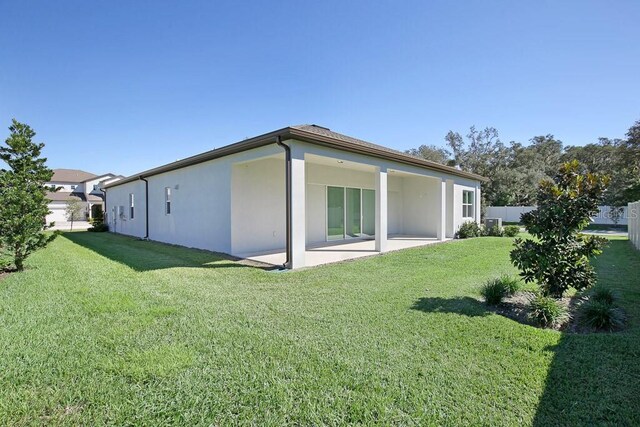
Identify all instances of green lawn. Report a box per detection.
[0,233,638,426]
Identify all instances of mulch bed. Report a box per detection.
[490,291,621,333]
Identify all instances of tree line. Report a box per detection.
[406,118,640,207]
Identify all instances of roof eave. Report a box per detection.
[286,128,489,182]
[105,126,487,189]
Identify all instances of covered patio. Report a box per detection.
[246,235,448,268]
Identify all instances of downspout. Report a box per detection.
[139,176,149,239]
[100,188,107,225]
[276,135,292,269]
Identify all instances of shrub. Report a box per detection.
[456,221,483,239]
[529,295,568,328]
[580,300,625,331]
[499,275,521,295]
[481,275,520,305]
[88,223,109,232]
[503,225,520,237]
[90,209,105,227]
[590,286,616,305]
[485,225,504,237]
[511,161,609,297]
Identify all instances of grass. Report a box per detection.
[0,233,638,425]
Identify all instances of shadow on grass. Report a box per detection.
[532,239,640,426]
[62,232,272,272]
[411,240,640,424]
[411,296,491,318]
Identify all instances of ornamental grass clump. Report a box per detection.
[529,295,568,328]
[481,275,520,305]
[579,287,626,331]
[580,300,626,331]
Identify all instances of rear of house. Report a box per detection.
[104,125,485,268]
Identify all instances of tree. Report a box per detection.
[405,144,450,164]
[510,161,609,297]
[65,197,84,231]
[0,120,57,271]
[90,207,104,226]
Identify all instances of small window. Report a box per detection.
[129,193,135,219]
[93,184,99,191]
[462,190,475,218]
[70,185,76,191]
[165,187,171,215]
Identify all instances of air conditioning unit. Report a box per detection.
[484,218,503,230]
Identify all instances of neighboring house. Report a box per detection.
[46,169,123,224]
[104,125,486,269]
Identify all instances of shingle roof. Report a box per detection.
[46,191,104,202]
[291,124,439,164]
[51,169,98,183]
[106,124,487,188]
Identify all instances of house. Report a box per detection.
[46,169,123,225]
[104,125,486,269]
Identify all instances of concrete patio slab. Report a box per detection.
[245,235,448,268]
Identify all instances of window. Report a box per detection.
[93,184,99,191]
[165,187,171,214]
[70,185,76,191]
[462,190,475,218]
[129,193,135,219]
[327,186,375,240]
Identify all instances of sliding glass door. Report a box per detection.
[327,186,345,241]
[346,188,361,237]
[327,186,375,240]
[362,189,375,236]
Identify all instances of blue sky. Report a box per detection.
[1,1,638,176]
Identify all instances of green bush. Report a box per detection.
[590,286,616,305]
[529,295,568,328]
[511,161,609,297]
[456,221,483,239]
[579,300,625,331]
[481,275,520,305]
[88,223,109,232]
[503,225,520,237]
[485,225,504,237]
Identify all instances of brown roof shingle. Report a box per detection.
[51,169,98,183]
[46,191,103,202]
[106,124,487,188]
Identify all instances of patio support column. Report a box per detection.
[289,146,306,269]
[375,166,388,252]
[475,183,482,224]
[437,178,446,241]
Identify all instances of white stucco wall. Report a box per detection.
[106,137,482,260]
[106,145,282,254]
[105,180,147,238]
[401,175,440,237]
[50,182,84,192]
[231,156,285,255]
[452,183,480,233]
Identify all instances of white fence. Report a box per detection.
[486,205,629,226]
[629,201,640,250]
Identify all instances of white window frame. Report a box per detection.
[462,190,474,219]
[129,193,135,220]
[325,185,375,241]
[165,187,171,215]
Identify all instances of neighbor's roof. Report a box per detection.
[47,191,104,202]
[51,169,98,183]
[106,124,488,188]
